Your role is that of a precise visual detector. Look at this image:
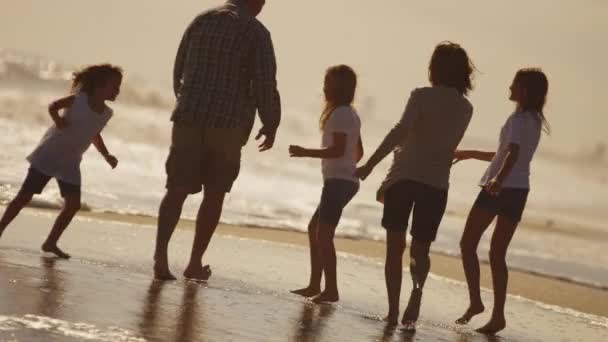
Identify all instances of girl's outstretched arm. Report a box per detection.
[289,132,346,159]
[453,150,496,164]
[92,134,118,169]
[48,95,75,128]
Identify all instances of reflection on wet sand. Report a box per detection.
[292,302,335,341]
[37,257,66,318]
[138,280,204,342]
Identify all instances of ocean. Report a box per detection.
[1,48,607,291]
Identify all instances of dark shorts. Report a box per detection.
[165,122,246,194]
[382,179,448,242]
[21,168,80,198]
[473,187,529,222]
[313,179,359,226]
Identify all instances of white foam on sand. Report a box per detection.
[0,314,144,341]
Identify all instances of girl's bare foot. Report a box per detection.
[311,290,339,304]
[290,286,321,298]
[183,264,212,281]
[153,266,177,281]
[476,317,506,335]
[41,243,71,259]
[383,313,399,326]
[455,303,485,324]
[401,288,422,326]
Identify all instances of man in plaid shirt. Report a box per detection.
[154,0,281,281]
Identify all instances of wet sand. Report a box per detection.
[0,208,607,341]
[77,208,608,318]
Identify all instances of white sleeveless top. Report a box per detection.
[27,92,113,185]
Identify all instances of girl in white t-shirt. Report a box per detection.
[453,68,549,334]
[0,64,123,259]
[288,65,363,303]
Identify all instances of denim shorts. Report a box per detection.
[313,179,359,226]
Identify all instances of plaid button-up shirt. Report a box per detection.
[171,0,281,137]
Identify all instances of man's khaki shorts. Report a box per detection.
[165,122,246,194]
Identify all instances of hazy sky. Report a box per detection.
[1,0,607,154]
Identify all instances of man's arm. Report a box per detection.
[173,24,192,98]
[252,26,281,138]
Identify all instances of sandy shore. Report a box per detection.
[1,207,607,341]
[70,208,608,318]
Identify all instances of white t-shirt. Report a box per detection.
[27,92,113,185]
[321,106,361,182]
[480,111,542,189]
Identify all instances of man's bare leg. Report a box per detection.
[183,188,225,280]
[154,189,188,280]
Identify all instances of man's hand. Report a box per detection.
[288,145,307,157]
[104,154,118,169]
[355,163,374,181]
[255,128,275,152]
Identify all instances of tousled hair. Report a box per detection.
[72,64,123,95]
[429,41,476,96]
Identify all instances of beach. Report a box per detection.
[1,207,606,341]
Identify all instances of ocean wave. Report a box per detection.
[0,48,173,109]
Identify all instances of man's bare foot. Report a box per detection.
[290,286,321,298]
[476,317,506,335]
[154,268,177,281]
[455,303,485,325]
[183,264,212,281]
[311,290,339,304]
[401,288,422,326]
[41,243,71,259]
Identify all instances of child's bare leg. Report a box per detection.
[42,193,80,259]
[476,216,518,335]
[0,190,34,238]
[456,207,495,325]
[312,222,339,304]
[291,210,322,297]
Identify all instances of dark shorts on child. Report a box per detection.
[21,168,81,198]
[313,179,359,226]
[382,179,448,242]
[473,187,529,222]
